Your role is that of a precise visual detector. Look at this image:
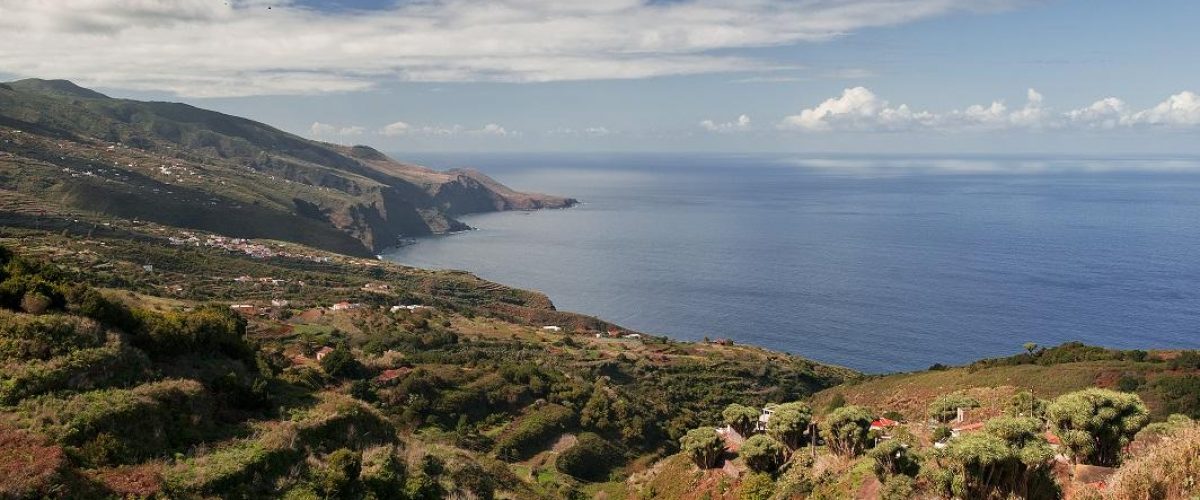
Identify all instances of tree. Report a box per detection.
[1005,391,1047,420]
[680,427,724,469]
[819,405,873,457]
[319,345,359,378]
[932,416,1057,499]
[928,392,981,423]
[868,439,919,479]
[1046,388,1149,466]
[740,435,786,473]
[722,403,760,437]
[766,402,812,450]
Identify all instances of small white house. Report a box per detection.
[755,406,775,432]
[542,326,563,332]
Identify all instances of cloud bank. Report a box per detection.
[780,87,1200,132]
[700,114,752,133]
[0,0,1018,97]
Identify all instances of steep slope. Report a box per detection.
[0,79,575,256]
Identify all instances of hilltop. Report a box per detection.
[0,79,575,256]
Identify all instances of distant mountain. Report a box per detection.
[0,79,575,256]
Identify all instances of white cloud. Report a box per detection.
[376,121,517,137]
[781,87,1200,132]
[309,122,365,137]
[1129,91,1200,126]
[700,114,752,132]
[0,0,1023,97]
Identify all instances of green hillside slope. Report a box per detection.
[0,79,575,256]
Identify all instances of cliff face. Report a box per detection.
[0,79,576,255]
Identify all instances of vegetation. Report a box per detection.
[554,432,620,481]
[819,405,873,457]
[928,392,981,422]
[1106,423,1200,499]
[739,435,786,474]
[679,427,724,469]
[1046,388,1149,466]
[722,403,760,437]
[765,401,812,450]
[924,416,1056,499]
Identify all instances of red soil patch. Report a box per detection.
[92,464,164,497]
[0,426,68,498]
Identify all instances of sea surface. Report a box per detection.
[384,153,1200,373]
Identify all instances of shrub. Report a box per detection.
[932,425,952,442]
[928,392,980,423]
[819,405,873,457]
[19,291,52,315]
[1046,388,1149,466]
[879,474,915,500]
[738,472,776,500]
[319,346,360,378]
[1168,350,1200,370]
[722,404,760,437]
[1005,391,1047,419]
[766,401,812,450]
[494,403,574,461]
[360,446,406,497]
[740,435,785,473]
[933,417,1056,499]
[317,448,361,499]
[1107,425,1200,499]
[1153,375,1200,419]
[555,432,620,481]
[0,311,105,361]
[680,427,724,469]
[869,439,919,479]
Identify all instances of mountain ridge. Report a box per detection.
[0,79,576,256]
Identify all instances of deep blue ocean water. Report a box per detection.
[384,153,1200,372]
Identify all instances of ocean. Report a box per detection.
[383,153,1200,373]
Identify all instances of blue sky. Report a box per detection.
[1,0,1197,153]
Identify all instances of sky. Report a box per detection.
[1,0,1198,154]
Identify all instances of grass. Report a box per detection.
[1104,424,1200,499]
[813,359,1179,419]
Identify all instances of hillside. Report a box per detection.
[0,79,575,256]
[0,216,852,498]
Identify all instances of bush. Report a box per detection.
[766,401,812,450]
[1168,350,1200,370]
[928,392,980,423]
[819,405,873,457]
[680,427,724,469]
[933,417,1056,499]
[1153,375,1200,419]
[738,472,776,500]
[317,449,361,499]
[319,346,360,378]
[1005,391,1047,419]
[740,435,785,473]
[494,404,574,461]
[722,403,760,437]
[879,474,914,500]
[1046,388,1149,466]
[932,425,952,442]
[0,311,105,361]
[1107,425,1200,499]
[869,439,919,479]
[555,432,620,481]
